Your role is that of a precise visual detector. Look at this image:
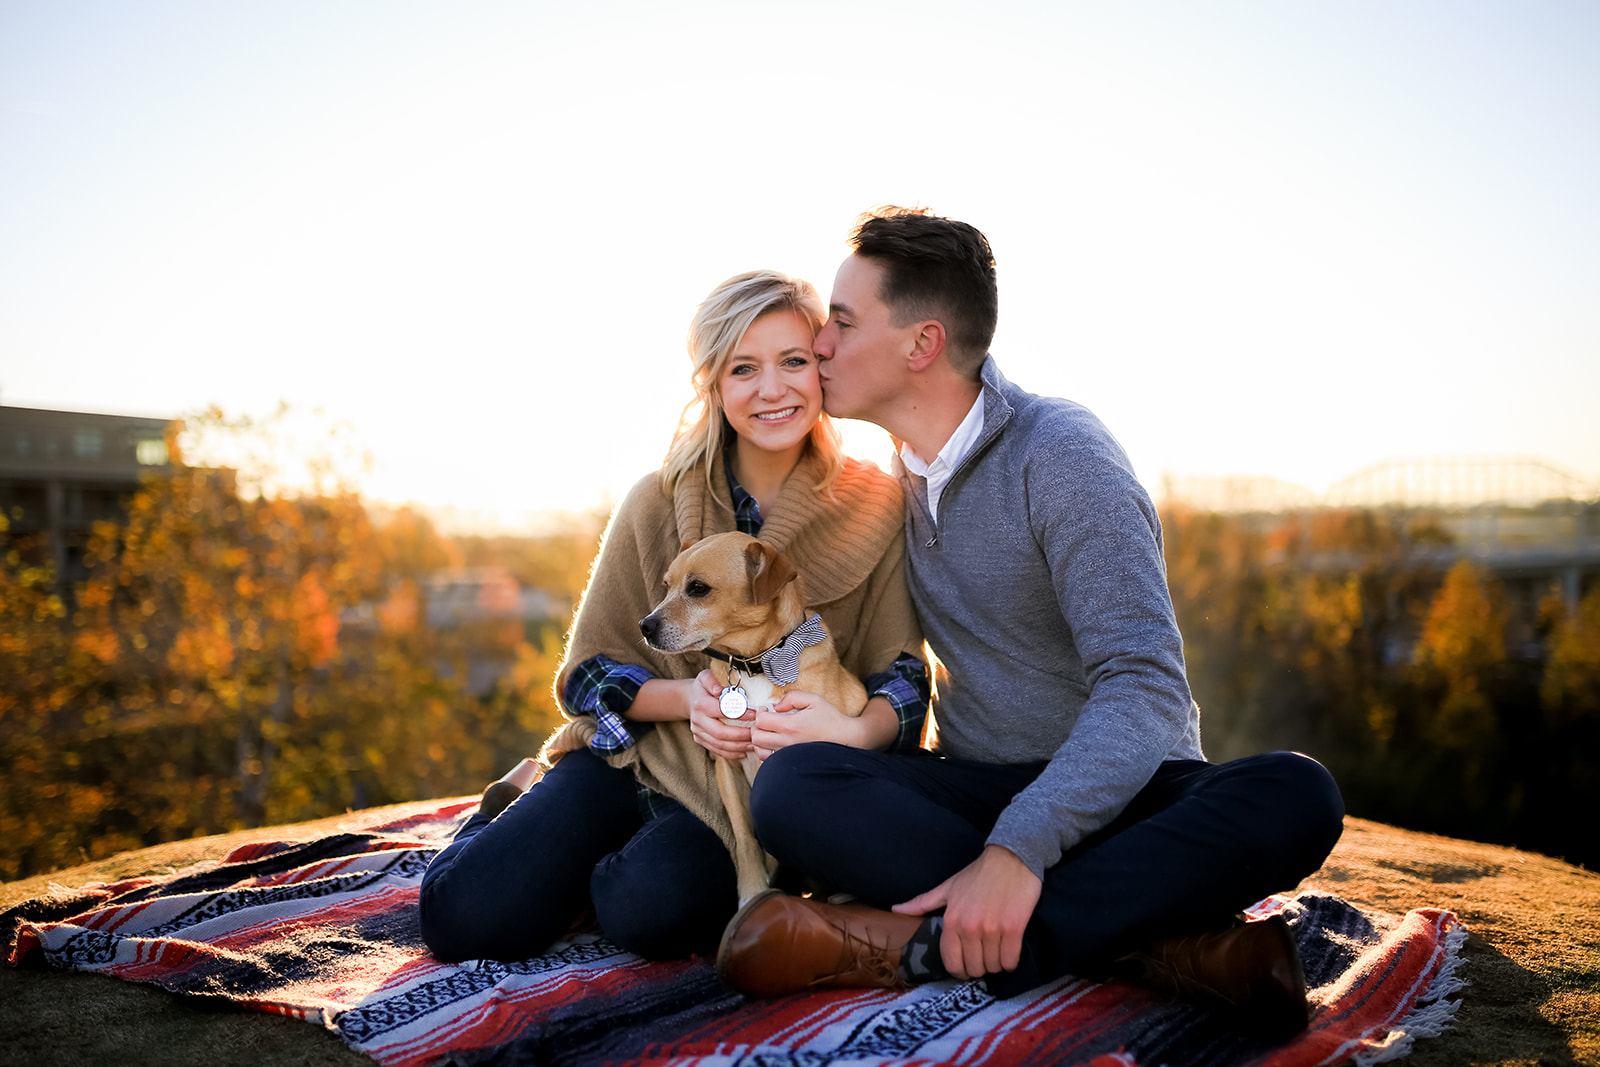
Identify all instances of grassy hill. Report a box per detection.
[2,805,1596,1066]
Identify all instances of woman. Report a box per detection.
[419,270,927,964]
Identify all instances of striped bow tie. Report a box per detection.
[761,614,828,685]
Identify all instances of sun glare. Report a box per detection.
[2,3,1596,531]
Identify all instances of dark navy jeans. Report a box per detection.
[419,747,738,962]
[749,745,1344,998]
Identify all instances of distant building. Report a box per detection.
[0,405,173,584]
[1164,455,1600,612]
[1163,458,1600,664]
[1159,472,1318,513]
[336,568,572,697]
[421,568,572,695]
[421,567,525,629]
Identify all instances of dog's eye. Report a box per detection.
[685,579,711,599]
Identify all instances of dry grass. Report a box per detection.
[2,808,1597,1066]
[1302,817,1600,1066]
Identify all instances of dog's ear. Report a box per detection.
[744,540,797,605]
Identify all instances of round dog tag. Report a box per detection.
[719,686,748,719]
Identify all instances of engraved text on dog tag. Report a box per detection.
[719,686,748,719]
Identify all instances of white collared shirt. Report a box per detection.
[899,392,985,524]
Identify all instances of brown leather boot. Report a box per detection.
[1116,914,1310,1039]
[717,890,927,997]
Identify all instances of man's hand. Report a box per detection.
[892,844,1041,980]
[687,669,754,760]
[751,690,860,758]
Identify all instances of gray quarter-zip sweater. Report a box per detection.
[897,358,1203,878]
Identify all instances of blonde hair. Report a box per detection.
[662,270,845,500]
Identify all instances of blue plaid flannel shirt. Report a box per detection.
[562,469,931,815]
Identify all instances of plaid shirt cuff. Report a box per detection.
[561,655,657,754]
[864,653,931,754]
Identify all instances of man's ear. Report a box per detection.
[906,319,948,372]
[745,540,798,605]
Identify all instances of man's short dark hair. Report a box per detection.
[848,206,998,377]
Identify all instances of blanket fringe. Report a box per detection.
[1351,920,1469,1066]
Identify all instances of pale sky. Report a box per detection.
[4,1,1597,532]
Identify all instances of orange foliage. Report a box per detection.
[0,408,570,881]
[1416,561,1508,684]
[1164,501,1600,868]
[1542,585,1600,724]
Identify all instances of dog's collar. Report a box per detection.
[702,645,765,677]
[703,613,827,686]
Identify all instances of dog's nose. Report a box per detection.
[639,614,660,643]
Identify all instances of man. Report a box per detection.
[723,207,1345,1037]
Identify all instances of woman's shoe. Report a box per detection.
[478,757,540,819]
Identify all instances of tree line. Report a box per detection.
[1163,504,1600,870]
[3,420,1597,880]
[0,415,596,881]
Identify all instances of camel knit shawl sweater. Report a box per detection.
[553,446,920,859]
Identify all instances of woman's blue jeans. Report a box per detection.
[419,747,738,962]
[749,745,1345,998]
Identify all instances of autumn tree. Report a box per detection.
[1531,585,1600,836]
[0,518,112,879]
[1413,561,1508,748]
[1542,585,1600,722]
[0,409,568,880]
[1165,506,1430,768]
[1393,560,1519,834]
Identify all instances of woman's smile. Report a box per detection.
[754,406,801,421]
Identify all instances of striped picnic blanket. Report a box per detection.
[4,800,1464,1067]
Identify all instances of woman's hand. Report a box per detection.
[752,691,866,759]
[687,669,756,761]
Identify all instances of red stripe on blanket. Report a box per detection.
[368,956,701,1067]
[102,885,420,985]
[224,841,296,863]
[1253,908,1460,1067]
[242,844,418,888]
[218,799,478,864]
[958,981,1145,1066]
[363,800,478,835]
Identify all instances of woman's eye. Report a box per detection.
[686,579,711,598]
[728,364,755,377]
[783,355,813,368]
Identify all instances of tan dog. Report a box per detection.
[639,531,866,902]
